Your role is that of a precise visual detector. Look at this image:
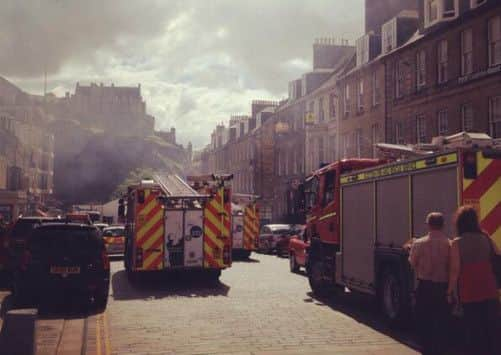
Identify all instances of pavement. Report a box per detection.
[0,254,420,355]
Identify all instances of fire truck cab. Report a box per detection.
[305,132,501,325]
[123,174,233,282]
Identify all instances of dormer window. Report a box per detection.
[382,19,397,54]
[424,0,458,28]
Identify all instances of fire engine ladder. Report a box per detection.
[153,174,200,197]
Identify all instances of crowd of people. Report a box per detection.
[409,206,501,355]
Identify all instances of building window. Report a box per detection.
[416,50,426,89]
[329,92,337,119]
[437,40,448,83]
[461,29,473,76]
[416,115,427,143]
[437,109,448,136]
[489,96,501,138]
[424,0,458,28]
[395,61,405,99]
[341,134,349,158]
[382,19,397,54]
[330,135,337,161]
[354,129,362,158]
[356,35,370,66]
[488,16,501,67]
[372,71,380,106]
[395,121,405,145]
[371,124,380,157]
[461,104,474,132]
[357,79,364,113]
[344,84,351,117]
[319,97,325,122]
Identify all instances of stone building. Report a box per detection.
[384,0,501,144]
[0,77,54,221]
[52,82,155,136]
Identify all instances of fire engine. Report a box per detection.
[304,132,501,324]
[122,174,233,282]
[231,194,260,259]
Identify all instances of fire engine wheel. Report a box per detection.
[380,268,409,326]
[308,260,331,297]
[289,253,300,273]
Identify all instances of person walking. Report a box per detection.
[448,205,500,355]
[409,212,451,355]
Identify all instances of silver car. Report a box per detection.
[258,224,292,254]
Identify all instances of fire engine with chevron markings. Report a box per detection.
[303,132,500,325]
[231,194,260,259]
[123,174,233,282]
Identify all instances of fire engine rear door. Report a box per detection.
[184,210,204,267]
[232,215,244,249]
[164,210,184,268]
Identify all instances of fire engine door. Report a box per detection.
[164,210,184,267]
[232,215,244,249]
[184,210,204,267]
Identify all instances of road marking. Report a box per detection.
[95,313,111,355]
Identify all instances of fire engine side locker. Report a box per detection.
[339,153,459,296]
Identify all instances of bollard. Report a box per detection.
[0,309,37,355]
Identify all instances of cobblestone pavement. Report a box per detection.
[107,254,419,355]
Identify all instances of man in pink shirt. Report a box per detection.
[409,212,451,355]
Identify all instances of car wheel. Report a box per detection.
[380,268,410,326]
[289,253,300,273]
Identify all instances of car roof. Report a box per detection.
[103,226,124,230]
[35,223,98,230]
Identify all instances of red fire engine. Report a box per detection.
[304,133,501,324]
[123,174,233,282]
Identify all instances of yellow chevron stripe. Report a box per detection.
[203,244,224,267]
[137,196,157,218]
[137,208,163,240]
[141,227,164,251]
[479,178,501,220]
[205,208,229,237]
[477,152,490,175]
[204,226,224,249]
[143,251,162,270]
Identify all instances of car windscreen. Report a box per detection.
[30,227,102,257]
[103,228,124,237]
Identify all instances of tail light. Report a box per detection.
[101,249,110,270]
[20,250,32,271]
[135,247,143,267]
[223,245,231,265]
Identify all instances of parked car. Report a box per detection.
[276,225,305,257]
[288,226,309,273]
[5,217,62,274]
[258,224,292,254]
[11,223,110,311]
[102,226,125,256]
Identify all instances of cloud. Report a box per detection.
[2,0,364,148]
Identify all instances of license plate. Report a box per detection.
[50,266,80,274]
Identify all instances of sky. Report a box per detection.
[0,0,363,148]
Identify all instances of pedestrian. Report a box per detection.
[448,205,500,355]
[409,212,451,355]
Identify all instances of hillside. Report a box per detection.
[50,119,187,205]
